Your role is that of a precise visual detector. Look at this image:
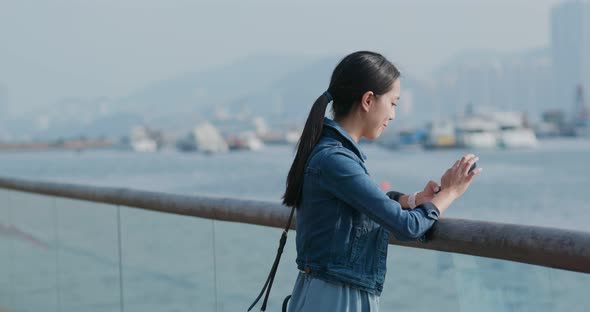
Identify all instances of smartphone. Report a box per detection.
[468,162,477,174]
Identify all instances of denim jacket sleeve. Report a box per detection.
[320,149,440,241]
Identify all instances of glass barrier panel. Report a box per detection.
[118,206,215,312]
[0,189,13,309]
[8,191,58,312]
[54,197,121,312]
[213,220,297,312]
[381,245,590,312]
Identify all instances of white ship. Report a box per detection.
[455,116,499,149]
[130,126,160,152]
[193,122,229,154]
[491,112,538,149]
[253,116,301,145]
[225,131,264,151]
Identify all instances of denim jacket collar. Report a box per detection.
[323,117,367,162]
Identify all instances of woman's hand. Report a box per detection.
[439,153,481,199]
[429,153,482,215]
[415,180,440,206]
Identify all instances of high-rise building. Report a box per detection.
[427,51,552,119]
[551,1,590,108]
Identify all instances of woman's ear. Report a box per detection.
[360,91,374,112]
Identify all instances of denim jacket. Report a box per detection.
[295,117,440,295]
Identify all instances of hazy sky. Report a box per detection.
[0,0,565,113]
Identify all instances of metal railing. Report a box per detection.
[1,176,589,274]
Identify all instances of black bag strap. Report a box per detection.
[247,206,296,312]
[282,295,292,312]
[249,144,330,311]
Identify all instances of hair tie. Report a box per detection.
[323,91,333,102]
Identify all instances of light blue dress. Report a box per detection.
[287,272,380,312]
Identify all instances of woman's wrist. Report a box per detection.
[415,191,428,206]
[436,188,458,201]
[408,192,418,208]
[430,189,458,214]
[397,194,410,208]
[399,192,420,209]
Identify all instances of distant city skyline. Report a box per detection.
[0,0,566,115]
[551,0,590,107]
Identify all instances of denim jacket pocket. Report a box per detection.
[350,224,367,264]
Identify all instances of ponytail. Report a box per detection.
[282,92,332,208]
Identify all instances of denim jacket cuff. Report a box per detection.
[386,191,405,202]
[415,202,440,220]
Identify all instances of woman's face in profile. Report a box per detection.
[363,79,400,140]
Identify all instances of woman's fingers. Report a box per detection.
[428,180,440,193]
[452,153,475,171]
[459,153,474,167]
[468,167,483,178]
[463,156,479,176]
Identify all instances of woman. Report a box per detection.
[282,51,481,311]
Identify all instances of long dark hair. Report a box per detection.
[282,51,401,208]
